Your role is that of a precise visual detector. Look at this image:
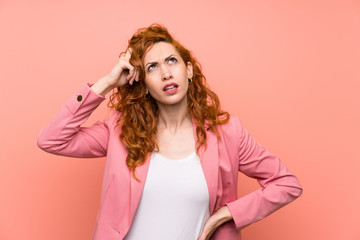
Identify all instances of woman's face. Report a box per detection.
[143,41,193,107]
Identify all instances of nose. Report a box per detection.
[160,65,173,81]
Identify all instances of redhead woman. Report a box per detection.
[37,23,302,240]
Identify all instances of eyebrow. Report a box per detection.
[145,54,177,67]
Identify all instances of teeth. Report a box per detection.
[165,86,176,90]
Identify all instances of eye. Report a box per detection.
[148,64,156,71]
[169,57,177,63]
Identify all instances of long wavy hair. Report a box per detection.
[108,23,230,181]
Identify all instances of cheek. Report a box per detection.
[178,65,188,76]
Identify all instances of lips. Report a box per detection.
[163,82,179,91]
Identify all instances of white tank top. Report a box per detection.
[124,150,210,240]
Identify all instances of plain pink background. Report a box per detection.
[1,0,359,239]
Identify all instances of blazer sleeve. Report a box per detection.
[225,116,303,229]
[37,82,115,158]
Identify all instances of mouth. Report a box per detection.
[163,82,179,92]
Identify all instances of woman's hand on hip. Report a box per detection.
[197,206,233,240]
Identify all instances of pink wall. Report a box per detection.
[1,0,359,239]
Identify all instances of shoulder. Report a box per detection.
[219,115,241,131]
[213,115,243,142]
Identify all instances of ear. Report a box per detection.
[186,62,193,79]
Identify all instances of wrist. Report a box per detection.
[216,206,233,223]
[90,76,114,96]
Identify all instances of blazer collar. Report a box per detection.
[129,115,219,222]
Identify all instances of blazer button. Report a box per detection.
[77,95,83,101]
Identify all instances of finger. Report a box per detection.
[124,63,135,80]
[119,51,126,58]
[125,47,133,59]
[135,68,139,82]
[128,67,135,82]
[133,68,139,82]
[130,68,138,85]
[197,228,206,240]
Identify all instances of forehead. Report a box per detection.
[144,42,179,63]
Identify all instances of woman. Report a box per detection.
[37,23,302,240]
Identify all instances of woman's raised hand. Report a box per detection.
[106,47,139,88]
[90,48,140,96]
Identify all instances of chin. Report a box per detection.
[155,94,188,106]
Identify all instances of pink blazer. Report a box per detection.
[37,83,302,240]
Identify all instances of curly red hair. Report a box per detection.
[108,23,230,181]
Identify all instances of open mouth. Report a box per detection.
[163,83,179,91]
[163,85,178,91]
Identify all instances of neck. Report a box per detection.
[156,99,192,134]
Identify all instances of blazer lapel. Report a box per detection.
[191,116,219,214]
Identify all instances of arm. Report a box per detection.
[225,117,303,229]
[37,47,140,158]
[37,82,112,158]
